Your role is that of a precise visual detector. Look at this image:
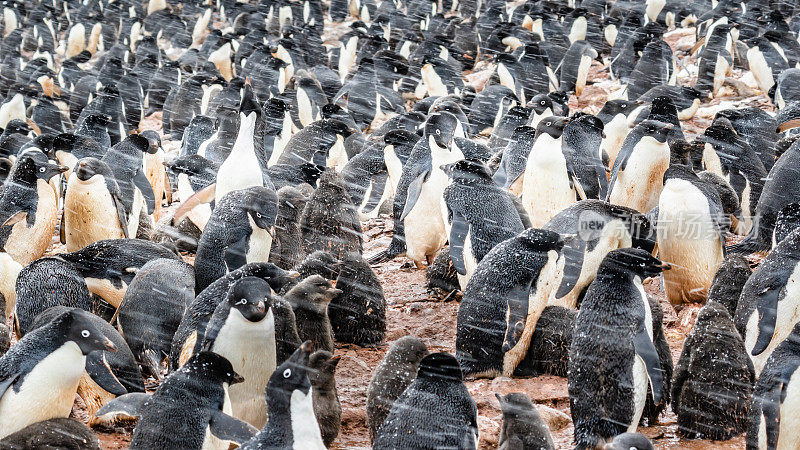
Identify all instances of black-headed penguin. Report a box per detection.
[596,99,639,172]
[102,134,156,239]
[96,351,257,450]
[0,308,116,438]
[735,227,800,375]
[63,157,129,252]
[340,142,392,221]
[558,40,598,97]
[656,165,727,306]
[543,200,654,308]
[520,115,575,227]
[562,113,608,200]
[456,228,564,378]
[194,186,279,294]
[166,153,216,234]
[0,151,66,265]
[607,119,673,213]
[372,352,478,449]
[442,159,525,289]
[239,342,326,450]
[492,125,538,196]
[746,322,800,450]
[569,248,669,449]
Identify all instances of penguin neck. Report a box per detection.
[232,112,257,154]
[264,390,297,441]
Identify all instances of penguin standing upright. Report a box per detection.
[284,275,340,354]
[521,116,575,227]
[607,119,673,212]
[366,336,429,442]
[309,350,341,447]
[102,134,157,238]
[373,352,479,449]
[496,392,555,450]
[0,151,66,265]
[0,309,116,438]
[442,159,524,288]
[194,187,278,294]
[96,351,257,450]
[493,125,538,195]
[299,171,363,260]
[735,227,800,375]
[63,158,129,251]
[456,229,564,378]
[569,248,668,449]
[657,165,727,305]
[563,113,608,200]
[328,252,386,345]
[747,322,800,450]
[215,85,268,204]
[239,342,326,450]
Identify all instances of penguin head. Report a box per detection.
[308,350,340,389]
[506,105,533,122]
[295,251,342,283]
[528,94,553,115]
[291,274,342,308]
[424,111,459,148]
[3,119,29,136]
[441,159,492,185]
[601,248,670,279]
[603,432,654,450]
[268,341,313,400]
[15,151,68,182]
[519,228,564,253]
[510,125,537,143]
[700,120,738,150]
[244,186,279,231]
[639,119,672,144]
[569,112,605,138]
[416,352,463,382]
[597,99,638,123]
[774,203,800,245]
[775,101,800,133]
[241,262,301,293]
[386,335,429,366]
[83,114,112,128]
[239,84,261,119]
[383,129,421,147]
[299,163,326,186]
[165,154,213,178]
[124,133,154,155]
[534,116,570,140]
[320,119,356,140]
[62,309,118,355]
[186,351,245,385]
[647,96,679,122]
[495,392,535,417]
[227,276,271,322]
[140,130,162,154]
[74,157,113,181]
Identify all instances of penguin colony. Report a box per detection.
[2,0,800,447]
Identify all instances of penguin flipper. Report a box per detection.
[112,192,130,239]
[0,372,21,398]
[363,173,388,212]
[554,236,587,299]
[173,183,216,225]
[224,236,248,273]
[449,210,469,276]
[633,325,663,404]
[752,281,782,356]
[59,209,66,244]
[0,210,26,227]
[209,410,258,444]
[86,352,128,396]
[95,392,151,419]
[134,170,156,215]
[400,169,430,221]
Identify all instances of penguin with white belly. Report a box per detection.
[382,129,420,193]
[215,85,270,204]
[735,227,800,375]
[198,277,281,428]
[597,99,639,169]
[492,125,538,195]
[389,112,463,266]
[442,159,525,289]
[695,23,735,98]
[239,341,326,450]
[0,151,66,265]
[747,322,800,450]
[521,115,575,227]
[569,248,668,449]
[194,186,279,294]
[63,158,129,251]
[656,165,727,306]
[456,229,564,378]
[607,119,673,213]
[101,134,156,239]
[0,308,116,438]
[562,113,608,200]
[543,200,655,309]
[95,351,257,450]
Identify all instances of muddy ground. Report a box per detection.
[69,22,769,450]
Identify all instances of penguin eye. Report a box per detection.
[256,212,263,218]
[81,330,90,338]
[621,104,627,108]
[540,100,545,105]
[546,121,552,126]
[236,298,247,305]
[283,368,292,378]
[435,129,441,135]
[39,167,46,173]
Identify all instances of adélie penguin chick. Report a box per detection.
[366,336,429,442]
[569,248,669,449]
[0,418,100,449]
[373,352,479,449]
[308,350,342,447]
[0,309,117,438]
[284,275,341,354]
[299,170,363,260]
[240,341,327,450]
[496,392,555,450]
[603,433,654,450]
[96,351,257,450]
[456,229,564,378]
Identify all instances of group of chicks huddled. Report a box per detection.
[1,0,800,446]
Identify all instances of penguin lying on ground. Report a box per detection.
[0,418,100,449]
[96,351,257,450]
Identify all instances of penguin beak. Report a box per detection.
[256,300,266,314]
[268,226,275,238]
[657,261,672,270]
[56,165,69,173]
[287,270,301,279]
[328,287,343,295]
[231,372,245,384]
[103,337,118,352]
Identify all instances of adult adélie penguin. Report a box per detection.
[569,248,668,449]
[215,84,268,204]
[729,110,800,254]
[607,119,673,213]
[370,112,463,267]
[101,134,157,239]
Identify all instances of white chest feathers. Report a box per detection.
[246,214,274,264]
[211,309,277,428]
[216,112,262,202]
[290,388,326,449]
[0,342,86,438]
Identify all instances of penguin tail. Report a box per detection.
[367,236,405,264]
